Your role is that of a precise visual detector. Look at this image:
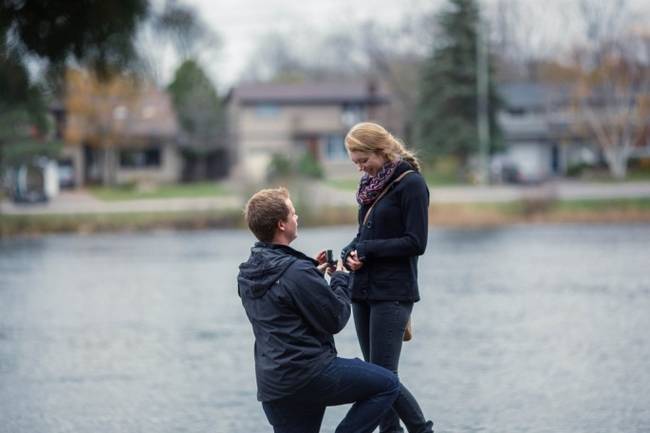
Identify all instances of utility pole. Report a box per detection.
[476,15,490,184]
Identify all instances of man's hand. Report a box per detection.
[346,250,364,271]
[314,250,327,265]
[317,259,344,276]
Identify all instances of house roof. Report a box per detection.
[499,82,572,111]
[498,82,582,142]
[228,80,390,105]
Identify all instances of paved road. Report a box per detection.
[0,190,244,215]
[309,180,650,206]
[2,181,650,216]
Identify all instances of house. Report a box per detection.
[60,69,181,187]
[497,82,601,182]
[498,81,650,182]
[225,80,393,181]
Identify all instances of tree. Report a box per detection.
[571,35,650,179]
[136,1,221,86]
[63,68,145,185]
[1,0,150,182]
[0,40,50,178]
[1,1,216,184]
[415,0,502,168]
[242,30,366,83]
[2,0,214,104]
[243,33,306,82]
[167,59,226,180]
[359,20,429,144]
[168,59,223,146]
[1,0,149,80]
[561,0,650,179]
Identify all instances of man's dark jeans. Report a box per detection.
[261,357,399,433]
[353,300,434,433]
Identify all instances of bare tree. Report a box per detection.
[579,0,629,48]
[241,32,306,82]
[136,1,221,86]
[567,0,650,178]
[572,32,650,178]
[355,12,435,142]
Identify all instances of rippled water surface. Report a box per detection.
[1,224,650,433]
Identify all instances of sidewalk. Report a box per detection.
[0,189,243,215]
[311,180,650,206]
[2,180,650,216]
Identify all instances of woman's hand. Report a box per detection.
[346,250,364,271]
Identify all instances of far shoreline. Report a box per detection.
[2,198,650,238]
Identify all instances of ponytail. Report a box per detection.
[388,134,421,172]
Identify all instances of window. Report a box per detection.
[120,147,161,168]
[341,104,366,126]
[255,103,280,117]
[325,135,347,160]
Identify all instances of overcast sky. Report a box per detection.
[174,0,426,87]
[168,0,649,90]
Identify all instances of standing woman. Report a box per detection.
[341,122,434,433]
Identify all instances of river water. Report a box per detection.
[1,224,649,433]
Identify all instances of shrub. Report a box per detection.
[267,153,293,180]
[296,153,323,179]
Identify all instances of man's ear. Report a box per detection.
[276,219,286,232]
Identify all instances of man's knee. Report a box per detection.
[387,372,400,400]
[372,364,400,402]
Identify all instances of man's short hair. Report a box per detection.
[244,187,290,242]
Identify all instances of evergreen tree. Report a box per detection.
[168,59,226,180]
[415,0,501,167]
[168,59,224,151]
[1,0,149,81]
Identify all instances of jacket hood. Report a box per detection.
[238,242,316,299]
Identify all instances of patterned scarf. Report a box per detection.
[356,159,400,205]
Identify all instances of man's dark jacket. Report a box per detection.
[237,242,351,402]
[341,161,429,302]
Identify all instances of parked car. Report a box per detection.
[8,157,59,203]
[57,159,75,188]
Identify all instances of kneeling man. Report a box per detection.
[237,187,399,433]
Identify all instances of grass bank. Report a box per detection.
[0,210,245,237]
[2,198,650,237]
[429,197,650,227]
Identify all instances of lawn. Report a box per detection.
[551,197,650,211]
[324,178,360,191]
[88,181,233,201]
[324,169,463,192]
[572,167,650,182]
[625,169,650,182]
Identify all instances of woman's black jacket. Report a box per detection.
[341,161,429,302]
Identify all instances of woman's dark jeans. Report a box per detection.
[261,357,400,433]
[353,300,434,433]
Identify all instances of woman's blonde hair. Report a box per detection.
[344,122,421,172]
